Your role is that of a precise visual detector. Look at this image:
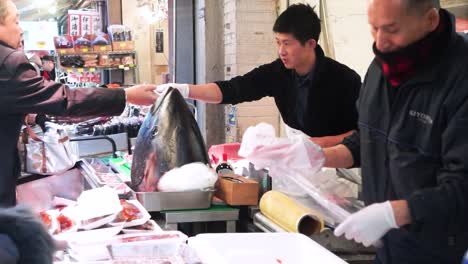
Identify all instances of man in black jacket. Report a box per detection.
[0,205,56,264]
[0,0,157,207]
[325,0,468,263]
[156,4,361,148]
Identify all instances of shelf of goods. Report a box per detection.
[55,50,139,85]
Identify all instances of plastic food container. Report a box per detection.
[107,231,188,260]
[188,233,347,264]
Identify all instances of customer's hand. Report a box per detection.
[156,83,190,98]
[310,136,336,148]
[125,84,157,105]
[334,201,398,247]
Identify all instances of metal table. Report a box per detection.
[161,205,239,233]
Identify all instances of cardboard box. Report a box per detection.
[215,174,259,206]
[54,36,74,54]
[56,48,75,55]
[93,45,112,53]
[112,41,135,51]
[74,47,92,53]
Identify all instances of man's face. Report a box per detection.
[0,0,22,49]
[275,32,316,74]
[368,0,438,53]
[42,60,54,72]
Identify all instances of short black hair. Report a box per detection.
[41,55,54,62]
[273,4,321,45]
[404,0,440,14]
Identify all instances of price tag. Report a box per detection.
[100,46,106,51]
[118,65,124,69]
[78,68,84,73]
[82,48,89,52]
[89,68,96,72]
[67,68,73,73]
[124,67,130,71]
[120,43,127,48]
[129,64,135,67]
[60,50,66,54]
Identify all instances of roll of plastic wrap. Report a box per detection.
[259,190,324,235]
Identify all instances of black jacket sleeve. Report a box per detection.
[407,77,468,235]
[0,50,126,116]
[341,67,363,166]
[342,130,361,167]
[339,66,361,132]
[215,60,280,105]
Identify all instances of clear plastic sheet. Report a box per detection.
[238,123,363,225]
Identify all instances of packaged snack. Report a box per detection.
[98,54,110,66]
[93,32,110,46]
[55,35,74,49]
[74,36,92,48]
[121,56,134,65]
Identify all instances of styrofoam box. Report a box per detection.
[107,231,188,259]
[188,233,348,264]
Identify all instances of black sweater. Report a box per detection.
[215,45,361,137]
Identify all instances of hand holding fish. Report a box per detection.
[156,83,190,98]
[125,84,158,105]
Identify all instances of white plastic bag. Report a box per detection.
[284,123,309,139]
[238,123,362,225]
[238,123,324,196]
[23,122,79,175]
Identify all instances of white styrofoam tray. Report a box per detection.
[188,233,348,264]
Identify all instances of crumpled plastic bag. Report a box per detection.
[238,123,362,225]
[157,162,218,192]
[284,123,309,139]
[238,123,324,177]
[238,123,324,196]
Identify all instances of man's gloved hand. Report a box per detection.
[156,83,190,98]
[334,201,398,247]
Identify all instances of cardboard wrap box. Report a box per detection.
[215,174,259,206]
[93,45,113,53]
[112,41,135,51]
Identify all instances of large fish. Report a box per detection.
[131,87,210,192]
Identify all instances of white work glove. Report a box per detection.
[334,201,398,247]
[156,83,190,98]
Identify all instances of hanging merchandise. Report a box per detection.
[68,10,100,36]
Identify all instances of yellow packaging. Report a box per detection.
[259,190,324,235]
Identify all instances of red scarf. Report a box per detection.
[42,71,50,81]
[374,10,450,87]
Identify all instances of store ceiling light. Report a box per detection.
[136,0,168,24]
[34,0,55,8]
[48,6,57,14]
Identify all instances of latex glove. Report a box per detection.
[156,83,190,98]
[125,84,157,105]
[334,201,398,247]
